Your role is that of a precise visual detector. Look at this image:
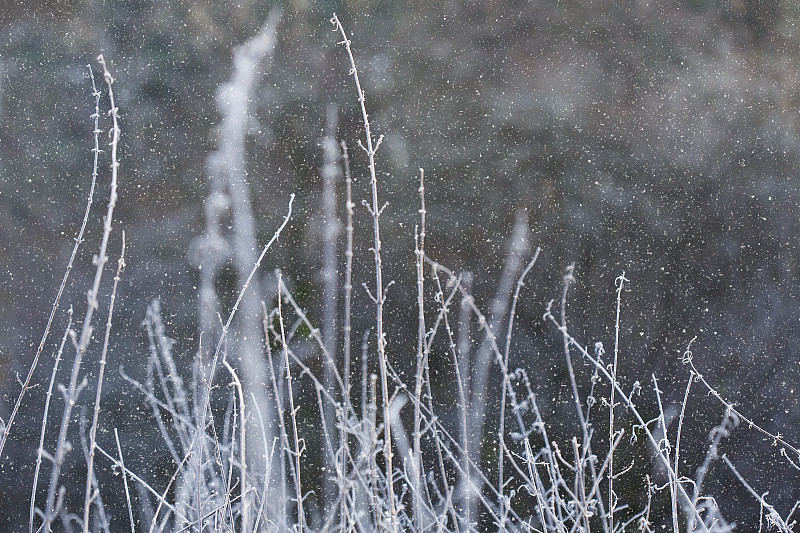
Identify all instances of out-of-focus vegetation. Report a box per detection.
[3,0,800,529]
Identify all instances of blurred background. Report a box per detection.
[2,0,800,528]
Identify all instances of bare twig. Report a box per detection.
[331,13,398,531]
[723,454,792,532]
[497,247,540,527]
[30,309,73,533]
[0,65,104,462]
[222,357,248,533]
[83,233,126,533]
[42,55,121,533]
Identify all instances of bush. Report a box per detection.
[2,11,799,533]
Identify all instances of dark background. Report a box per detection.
[2,0,800,528]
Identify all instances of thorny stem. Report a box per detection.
[29,64,101,533]
[1,64,102,461]
[682,343,800,459]
[331,13,397,532]
[43,55,121,533]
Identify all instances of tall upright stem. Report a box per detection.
[43,54,121,533]
[331,14,397,532]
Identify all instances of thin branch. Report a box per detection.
[1,64,102,461]
[331,14,398,530]
[83,233,126,533]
